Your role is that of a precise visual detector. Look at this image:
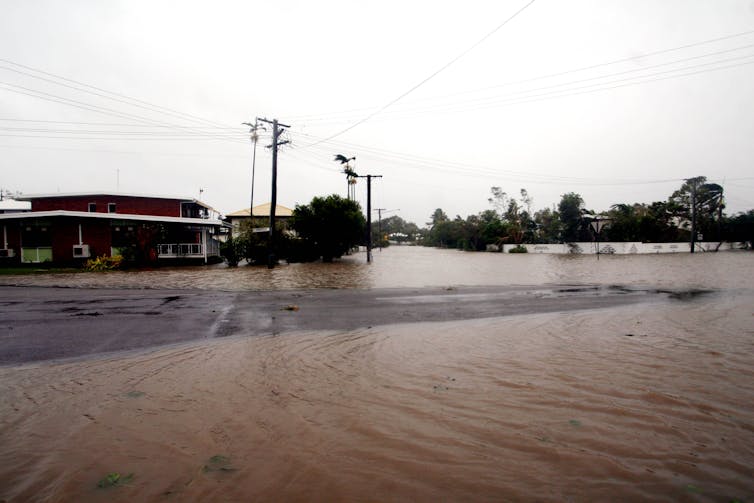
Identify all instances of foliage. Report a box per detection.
[508,245,528,253]
[727,210,754,248]
[371,215,420,246]
[84,255,123,272]
[97,472,134,488]
[558,192,586,242]
[605,203,642,241]
[533,207,560,243]
[427,208,449,228]
[290,194,366,262]
[220,234,244,267]
[669,176,725,242]
[488,187,535,244]
[417,176,749,251]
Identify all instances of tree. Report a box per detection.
[637,201,680,242]
[290,195,366,262]
[533,207,560,243]
[558,192,585,242]
[427,208,449,228]
[371,215,420,246]
[488,187,509,215]
[425,208,453,247]
[726,210,754,249]
[669,177,725,248]
[605,203,642,241]
[489,187,534,244]
[479,209,506,247]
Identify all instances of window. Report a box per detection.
[108,203,116,213]
[88,202,96,212]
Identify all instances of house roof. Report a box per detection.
[227,203,294,218]
[0,210,228,227]
[17,192,215,209]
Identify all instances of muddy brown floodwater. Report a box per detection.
[1,247,753,502]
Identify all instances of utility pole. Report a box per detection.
[374,208,398,250]
[689,178,698,254]
[257,117,290,268]
[375,208,385,251]
[354,174,382,262]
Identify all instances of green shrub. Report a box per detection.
[220,235,245,267]
[509,245,528,253]
[84,255,124,271]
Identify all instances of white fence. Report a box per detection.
[498,241,747,254]
[157,239,221,258]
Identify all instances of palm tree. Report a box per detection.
[334,154,357,200]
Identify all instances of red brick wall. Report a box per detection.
[32,195,184,217]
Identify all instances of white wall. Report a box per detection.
[500,242,747,254]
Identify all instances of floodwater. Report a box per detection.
[1,247,753,502]
[2,245,752,290]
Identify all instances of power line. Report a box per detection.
[411,53,754,116]
[399,28,754,104]
[0,58,232,129]
[0,82,247,143]
[303,0,537,147]
[0,118,239,130]
[0,133,243,141]
[285,28,754,124]
[0,126,250,139]
[0,142,250,157]
[293,133,687,187]
[292,48,754,125]
[380,45,754,116]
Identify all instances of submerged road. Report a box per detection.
[0,284,697,364]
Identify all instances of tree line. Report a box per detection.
[224,176,753,265]
[419,177,753,251]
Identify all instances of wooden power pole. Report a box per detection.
[257,117,290,268]
[355,174,382,263]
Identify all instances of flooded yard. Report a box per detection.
[1,245,751,291]
[1,247,753,501]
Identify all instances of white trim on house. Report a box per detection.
[0,210,227,227]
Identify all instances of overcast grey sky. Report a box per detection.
[2,0,754,225]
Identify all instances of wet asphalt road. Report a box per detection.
[0,284,676,365]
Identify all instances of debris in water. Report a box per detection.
[203,455,236,473]
[282,305,299,311]
[97,472,134,488]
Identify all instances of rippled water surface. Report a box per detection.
[1,247,753,502]
[2,245,752,290]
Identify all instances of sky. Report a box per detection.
[2,0,754,226]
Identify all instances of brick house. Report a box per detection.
[0,192,227,264]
